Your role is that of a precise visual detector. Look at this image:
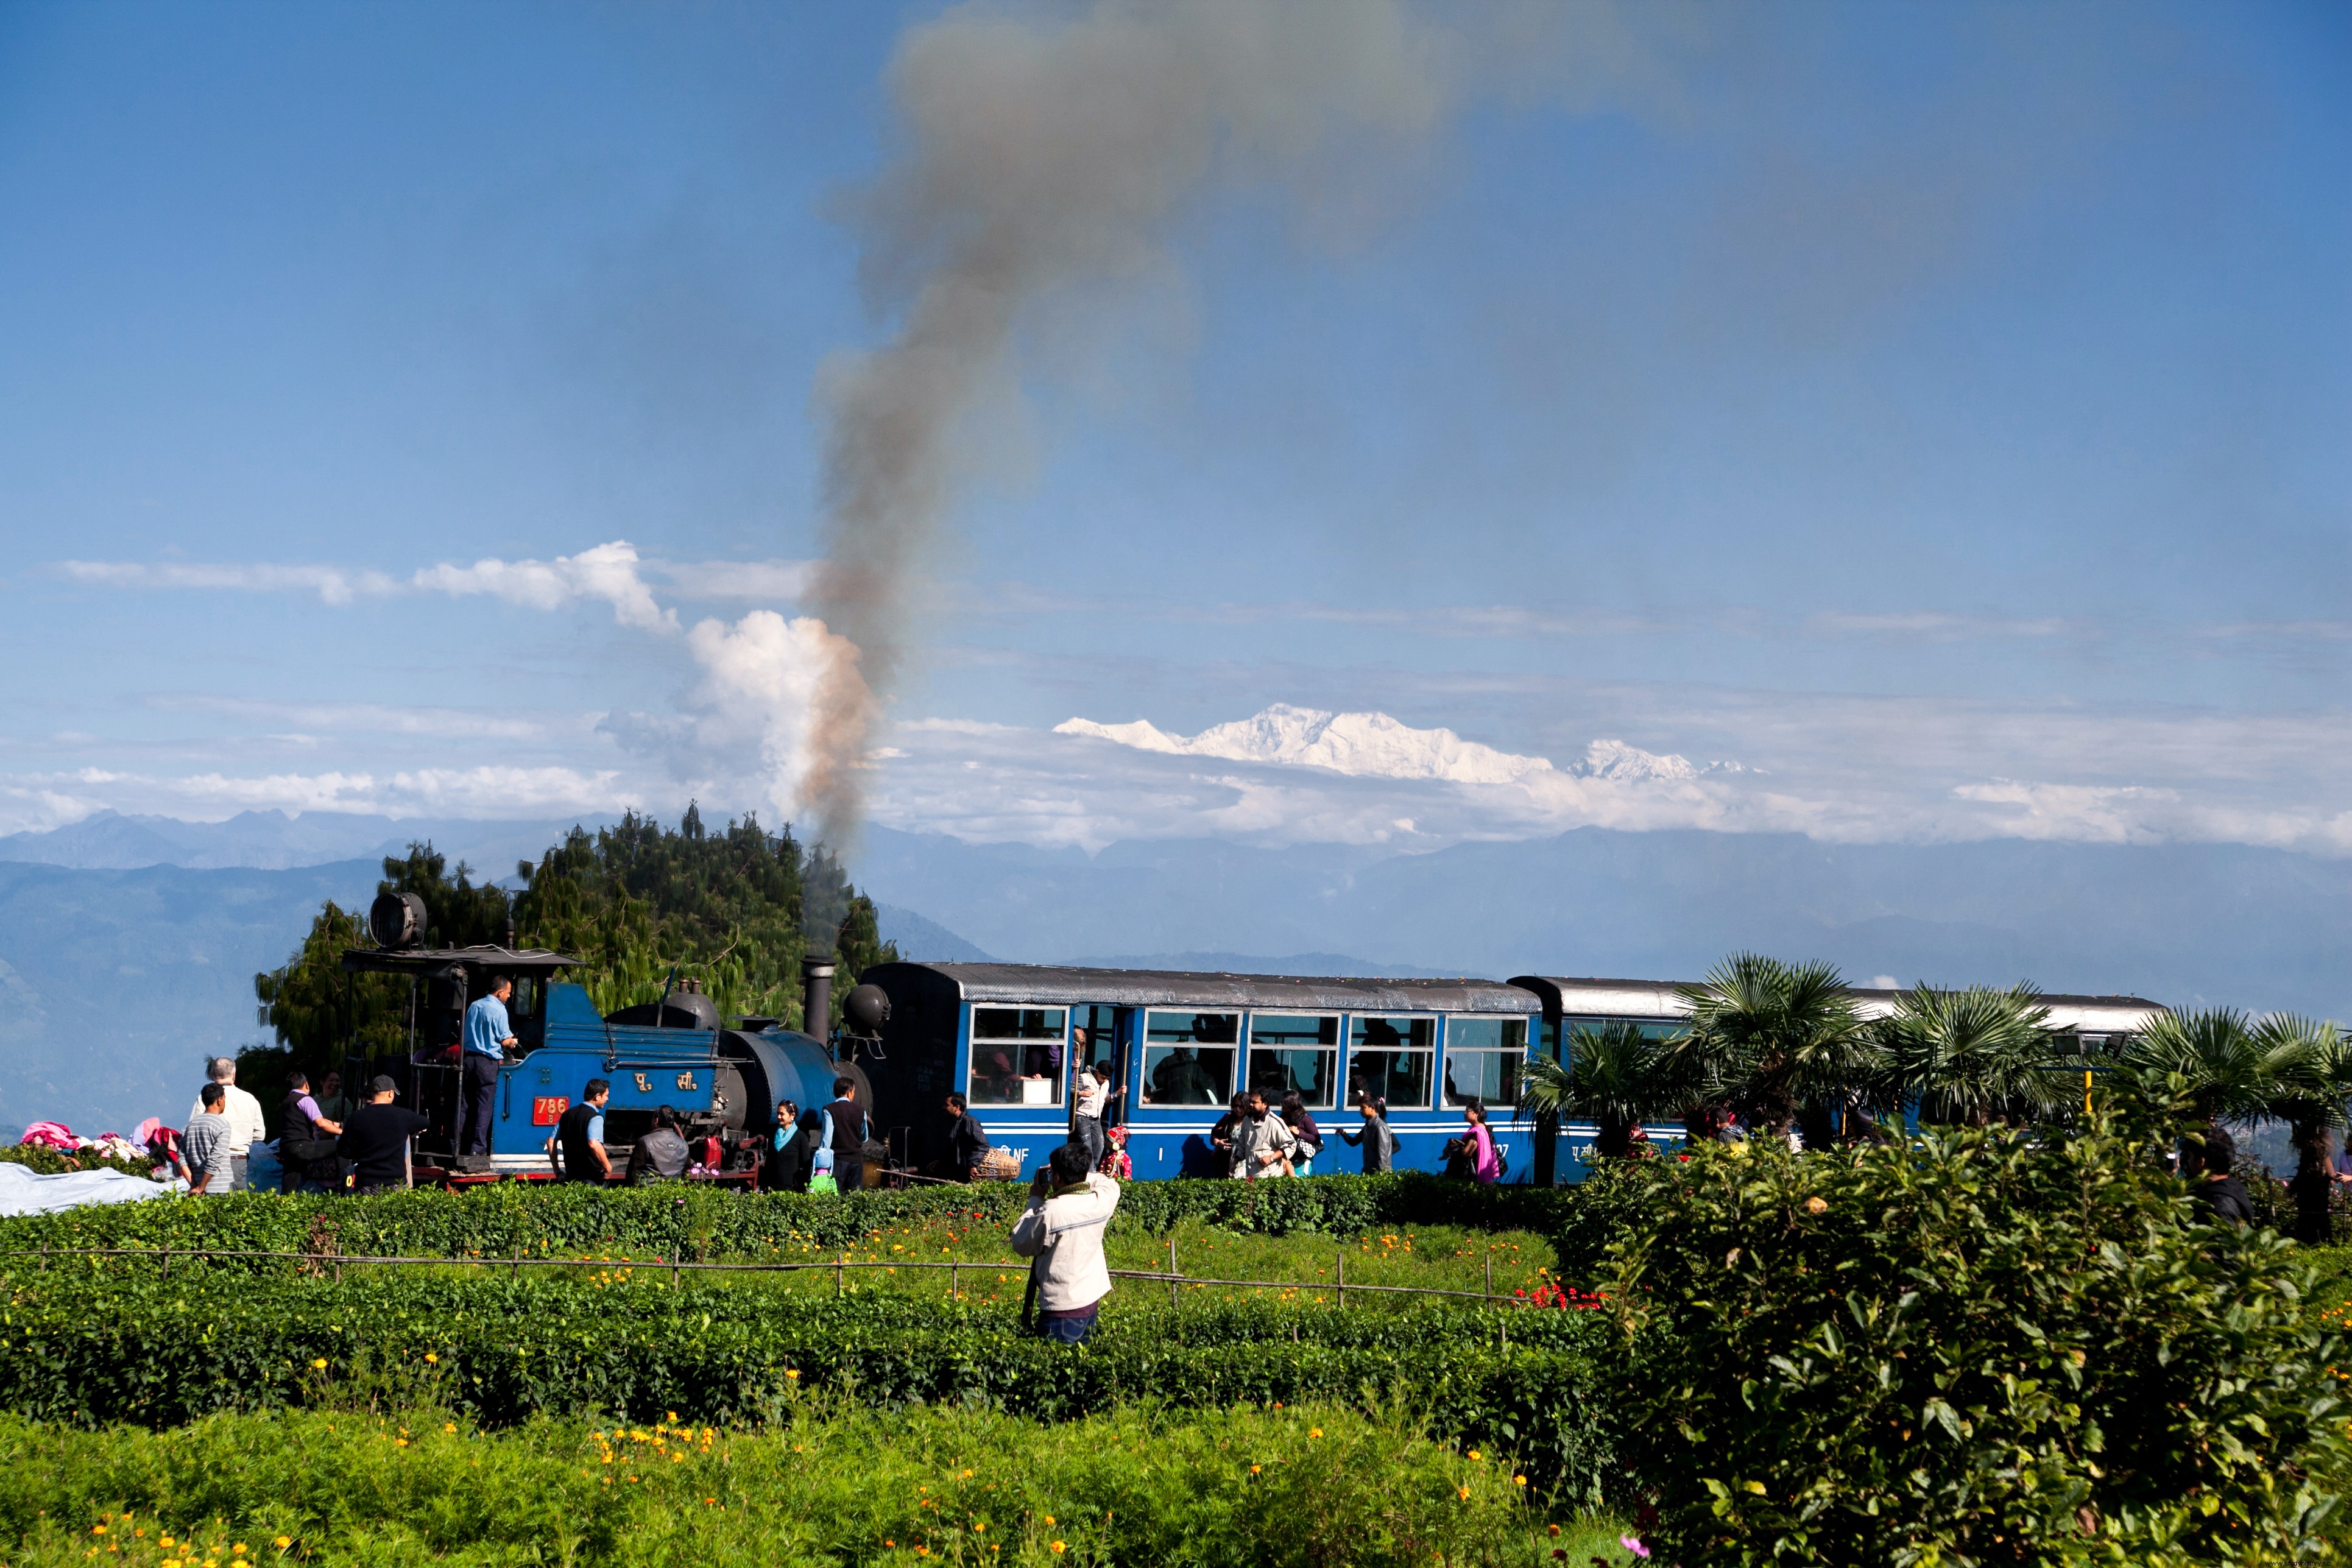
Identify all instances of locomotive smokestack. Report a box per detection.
[801,954,836,1041]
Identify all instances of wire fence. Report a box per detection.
[4,1243,1556,1312]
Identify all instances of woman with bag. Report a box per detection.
[1279,1092,1322,1178]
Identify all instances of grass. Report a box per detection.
[0,1403,1638,1567]
[270,1218,1572,1314]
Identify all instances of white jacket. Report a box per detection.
[1009,1172,1121,1311]
[1229,1111,1297,1179]
[186,1085,267,1157]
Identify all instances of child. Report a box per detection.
[1072,1062,1110,1170]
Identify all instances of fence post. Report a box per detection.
[1168,1238,1177,1309]
[1483,1252,1492,1303]
[512,1241,521,1280]
[1335,1248,1343,1309]
[160,1248,170,1280]
[950,1261,959,1302]
[836,1254,845,1298]
[671,1254,680,1290]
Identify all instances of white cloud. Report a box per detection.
[54,540,680,632]
[648,559,816,602]
[143,696,559,741]
[55,561,400,605]
[412,540,676,632]
[0,765,637,826]
[1807,611,2073,640]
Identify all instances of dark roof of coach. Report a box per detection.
[864,961,1534,1013]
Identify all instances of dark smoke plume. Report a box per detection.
[797,0,1666,929]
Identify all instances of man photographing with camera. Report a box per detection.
[1009,1140,1121,1344]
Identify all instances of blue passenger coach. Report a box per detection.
[856,963,1544,1184]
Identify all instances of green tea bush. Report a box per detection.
[0,1400,1597,1567]
[1605,1123,2349,1565]
[0,1172,1583,1265]
[0,1269,1619,1503]
[0,1145,159,1179]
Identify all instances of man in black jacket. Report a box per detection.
[941,1092,992,1182]
[2188,1125,2255,1228]
[337,1075,430,1195]
[548,1079,613,1184]
[825,1075,867,1192]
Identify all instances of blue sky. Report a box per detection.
[1,0,2345,857]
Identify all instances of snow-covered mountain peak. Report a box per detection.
[1056,704,1736,790]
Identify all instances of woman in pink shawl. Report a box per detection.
[1462,1100,1502,1184]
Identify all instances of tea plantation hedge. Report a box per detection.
[0,1268,1623,1505]
[0,1171,1608,1266]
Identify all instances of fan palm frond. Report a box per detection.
[1676,953,1865,1136]
[1879,981,2063,1126]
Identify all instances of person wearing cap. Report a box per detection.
[336,1075,431,1194]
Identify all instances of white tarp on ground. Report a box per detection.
[0,1160,180,1217]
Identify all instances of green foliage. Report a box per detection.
[1874,981,2068,1127]
[253,844,517,1069]
[0,1402,1593,1568]
[0,1172,1584,1264]
[511,807,895,1030]
[0,1267,1618,1502]
[251,900,406,1070]
[1603,1122,2348,1565]
[0,1146,158,1179]
[253,811,900,1073]
[380,842,512,949]
[1673,953,1870,1140]
[1522,1022,1694,1158]
[2113,1008,2329,1129]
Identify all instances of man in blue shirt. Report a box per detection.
[459,975,518,1159]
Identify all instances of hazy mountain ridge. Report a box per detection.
[0,858,381,1138]
[0,809,613,875]
[855,825,2351,1017]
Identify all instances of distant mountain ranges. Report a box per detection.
[0,809,597,879]
[2,807,2347,1139]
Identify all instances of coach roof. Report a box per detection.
[1509,975,2167,1034]
[872,961,1534,1014]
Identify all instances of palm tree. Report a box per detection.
[1877,983,2064,1127]
[1520,1021,1693,1159]
[1674,954,1867,1141]
[2258,1015,2350,1244]
[2116,1007,2323,1128]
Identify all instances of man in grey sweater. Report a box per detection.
[1009,1142,1121,1344]
[182,1083,235,1195]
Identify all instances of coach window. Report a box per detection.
[1444,1017,1529,1107]
[1247,1015,1339,1109]
[1141,1011,1238,1106]
[968,1006,1067,1106]
[1348,1015,1435,1109]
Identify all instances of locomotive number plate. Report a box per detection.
[532,1096,570,1126]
